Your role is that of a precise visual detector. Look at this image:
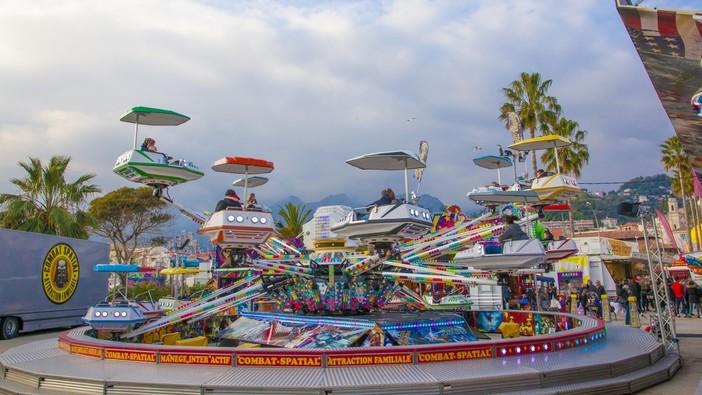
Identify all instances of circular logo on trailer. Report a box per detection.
[42,243,80,304]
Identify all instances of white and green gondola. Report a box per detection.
[113,106,204,187]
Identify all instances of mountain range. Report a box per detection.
[168,193,449,249]
[266,193,448,218]
[169,173,674,249]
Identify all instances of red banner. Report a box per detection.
[693,169,702,199]
[656,209,681,257]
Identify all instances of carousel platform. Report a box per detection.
[0,318,680,395]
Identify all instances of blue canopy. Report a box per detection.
[94,264,146,273]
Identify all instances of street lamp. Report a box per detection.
[586,202,600,237]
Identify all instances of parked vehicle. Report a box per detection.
[0,229,109,339]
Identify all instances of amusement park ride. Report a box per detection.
[197,156,276,251]
[88,105,581,348]
[112,107,205,189]
[6,4,690,391]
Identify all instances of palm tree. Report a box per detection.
[661,136,693,251]
[670,167,701,249]
[0,156,101,239]
[540,118,590,239]
[499,72,562,175]
[541,118,590,178]
[276,202,312,239]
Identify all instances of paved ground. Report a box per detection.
[1,315,701,394]
[610,312,702,395]
[0,328,62,354]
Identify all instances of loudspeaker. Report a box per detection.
[617,202,640,218]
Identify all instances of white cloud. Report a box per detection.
[0,0,693,216]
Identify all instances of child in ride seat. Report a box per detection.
[141,137,157,152]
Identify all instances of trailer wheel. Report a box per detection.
[0,317,19,340]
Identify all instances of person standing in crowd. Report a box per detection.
[630,277,642,315]
[640,279,651,312]
[547,284,556,301]
[526,287,537,310]
[594,280,606,298]
[579,288,590,316]
[685,280,701,318]
[671,278,686,317]
[501,283,511,310]
[618,284,631,324]
[586,280,596,293]
[665,279,674,311]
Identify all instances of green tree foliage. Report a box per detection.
[542,175,671,224]
[186,282,216,298]
[499,72,561,175]
[661,136,692,197]
[89,187,173,264]
[276,202,312,239]
[110,283,171,301]
[619,174,671,197]
[660,136,692,250]
[541,118,589,178]
[0,156,100,238]
[110,281,214,301]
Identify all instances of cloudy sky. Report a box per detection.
[0,0,697,215]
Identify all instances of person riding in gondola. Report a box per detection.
[215,189,242,212]
[498,215,529,242]
[140,137,174,163]
[246,193,258,209]
[368,188,396,209]
[358,188,396,220]
[543,228,554,241]
[141,137,157,152]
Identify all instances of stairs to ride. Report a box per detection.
[0,325,681,394]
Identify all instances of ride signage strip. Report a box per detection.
[160,352,232,366]
[104,348,157,363]
[236,354,322,367]
[70,344,102,358]
[327,352,413,366]
[417,348,493,363]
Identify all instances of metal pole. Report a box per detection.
[552,142,561,173]
[643,212,679,356]
[586,202,600,237]
[133,114,140,149]
[403,160,409,203]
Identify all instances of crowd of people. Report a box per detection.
[668,277,701,318]
[499,273,702,327]
[608,276,702,324]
